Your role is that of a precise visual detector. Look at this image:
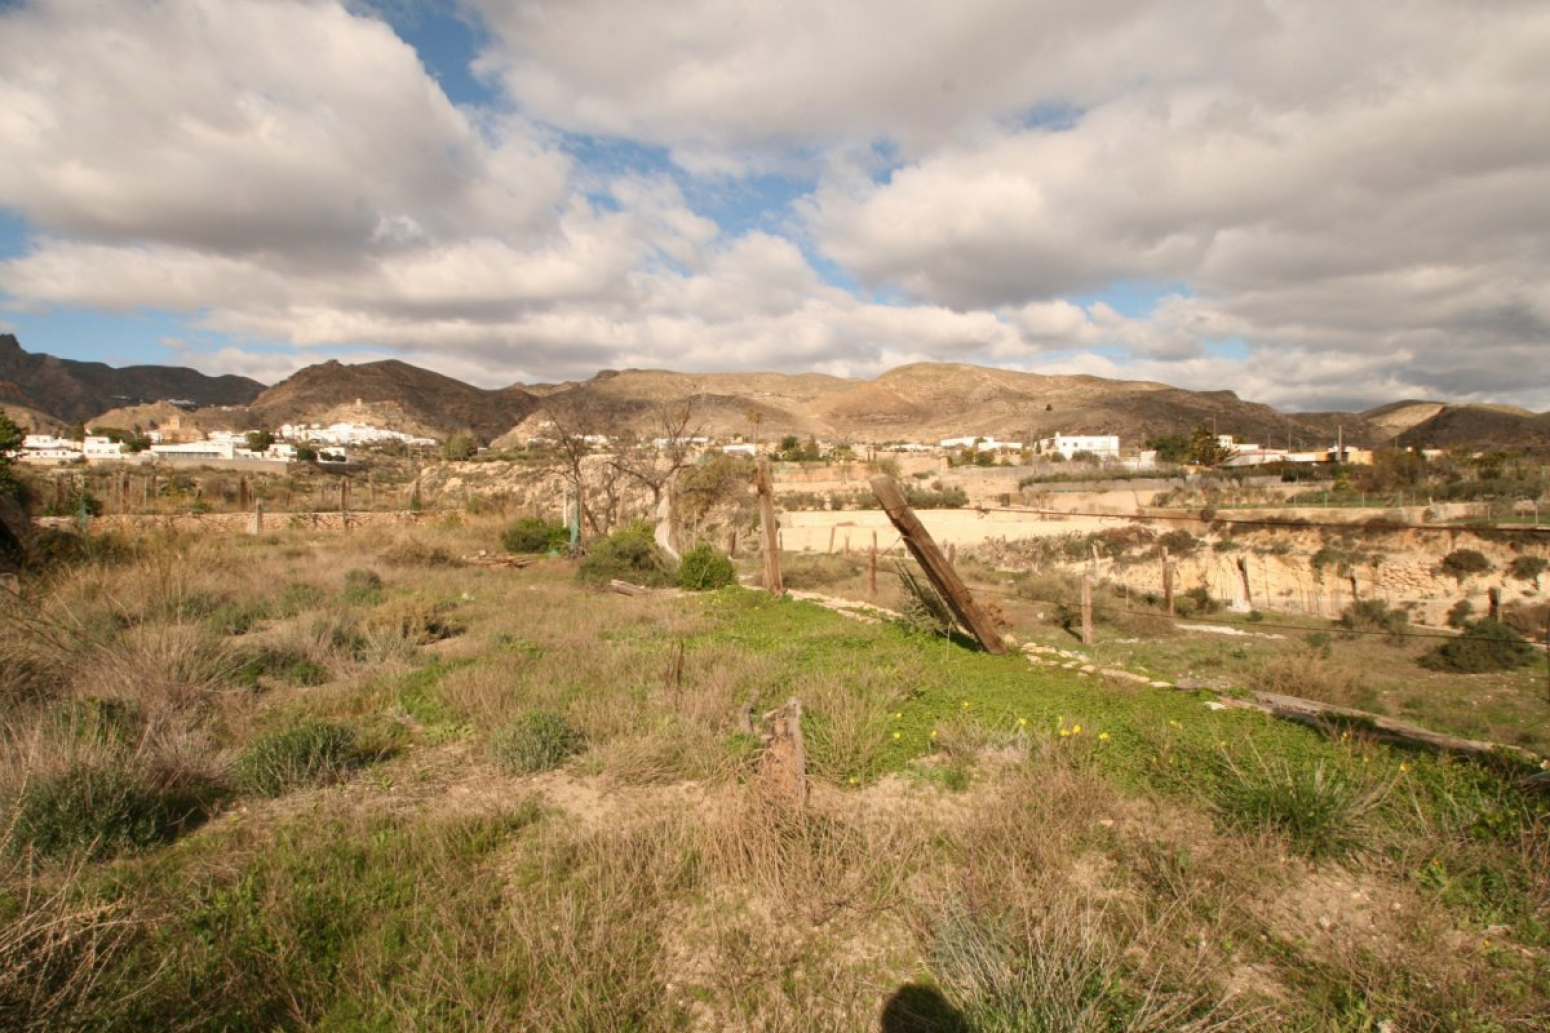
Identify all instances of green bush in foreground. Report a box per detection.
[1420,618,1537,674]
[576,521,673,587]
[6,761,208,859]
[676,543,735,591]
[234,720,360,796]
[490,711,584,774]
[502,517,568,555]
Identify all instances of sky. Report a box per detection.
[0,0,1547,413]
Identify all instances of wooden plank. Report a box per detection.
[1080,575,1093,646]
[756,457,783,596]
[868,475,1006,654]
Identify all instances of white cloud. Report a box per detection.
[1,0,1548,413]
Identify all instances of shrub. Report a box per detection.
[489,710,584,773]
[340,568,384,606]
[1445,599,1474,629]
[1508,555,1547,584]
[1438,549,1492,582]
[364,596,460,645]
[1336,599,1409,643]
[676,543,735,591]
[205,598,270,636]
[502,517,568,555]
[234,720,360,796]
[1156,529,1201,556]
[1420,618,1537,674]
[902,484,969,509]
[6,761,209,859]
[576,521,673,587]
[781,553,862,589]
[1173,585,1219,617]
[234,646,330,688]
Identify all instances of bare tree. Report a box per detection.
[542,394,627,538]
[607,397,703,510]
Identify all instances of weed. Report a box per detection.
[1212,749,1387,859]
[233,720,360,796]
[490,710,585,773]
[1336,598,1409,643]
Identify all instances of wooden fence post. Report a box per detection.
[1162,545,1175,616]
[756,457,783,596]
[1081,575,1094,646]
[869,476,1006,654]
[869,531,878,600]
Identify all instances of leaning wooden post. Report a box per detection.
[1162,545,1175,616]
[869,475,1006,654]
[1487,586,1501,622]
[756,456,783,596]
[1080,575,1094,646]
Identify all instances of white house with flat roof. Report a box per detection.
[1038,434,1120,459]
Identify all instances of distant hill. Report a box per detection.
[1394,404,1550,452]
[0,334,263,423]
[241,359,536,443]
[505,363,1379,449]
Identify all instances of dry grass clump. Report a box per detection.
[0,845,138,1032]
[1243,650,1381,712]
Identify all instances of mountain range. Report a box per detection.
[3,334,1547,454]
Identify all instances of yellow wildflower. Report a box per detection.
[1072,725,1082,735]
[892,731,902,741]
[1017,717,1028,727]
[1399,763,1410,773]
[1059,729,1071,738]
[1098,732,1110,742]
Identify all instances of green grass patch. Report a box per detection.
[232,720,362,797]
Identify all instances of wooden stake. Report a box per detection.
[869,533,878,600]
[828,526,836,553]
[1488,586,1501,622]
[756,457,783,596]
[1162,546,1175,616]
[1080,575,1094,645]
[869,475,1006,654]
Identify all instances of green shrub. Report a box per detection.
[275,581,326,616]
[1420,618,1537,674]
[1156,529,1201,556]
[1173,585,1219,617]
[1445,599,1474,629]
[234,647,331,688]
[1508,555,1547,584]
[340,568,384,606]
[1438,549,1492,582]
[902,484,969,509]
[576,521,673,587]
[489,710,584,774]
[205,598,270,636]
[502,517,568,554]
[234,720,360,797]
[676,543,735,591]
[6,761,209,859]
[782,553,862,590]
[1336,599,1409,643]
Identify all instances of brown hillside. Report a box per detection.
[243,359,536,443]
[504,362,1377,448]
[0,334,263,423]
[1397,405,1550,452]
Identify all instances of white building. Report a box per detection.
[17,434,83,463]
[939,436,1024,452]
[150,440,238,461]
[83,436,128,460]
[280,421,437,447]
[1038,434,1120,459]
